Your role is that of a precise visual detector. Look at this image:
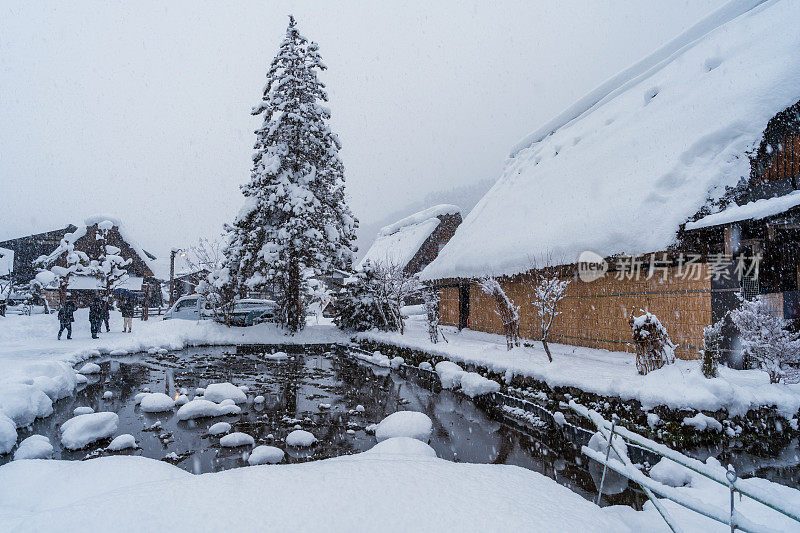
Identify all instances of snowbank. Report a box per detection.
[247,445,284,465]
[203,383,248,404]
[421,0,800,280]
[139,393,176,413]
[375,411,433,443]
[176,399,241,421]
[0,383,53,427]
[434,360,500,398]
[59,412,119,450]
[365,436,437,458]
[0,413,17,454]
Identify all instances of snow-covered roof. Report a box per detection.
[40,216,157,275]
[0,247,12,277]
[358,205,459,270]
[421,0,800,281]
[686,190,800,230]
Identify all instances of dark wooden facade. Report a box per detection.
[0,226,77,284]
[404,212,462,275]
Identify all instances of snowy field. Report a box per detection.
[359,318,800,420]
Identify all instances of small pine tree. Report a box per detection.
[729,295,800,383]
[225,16,357,333]
[334,261,397,332]
[629,311,675,375]
[701,321,723,378]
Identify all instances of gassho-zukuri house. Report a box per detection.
[358,204,462,275]
[420,0,800,363]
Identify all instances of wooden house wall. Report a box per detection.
[757,133,800,184]
[441,264,712,360]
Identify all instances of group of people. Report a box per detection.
[57,292,136,340]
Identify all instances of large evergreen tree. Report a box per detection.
[225,16,357,332]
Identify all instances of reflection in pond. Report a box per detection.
[2,345,797,510]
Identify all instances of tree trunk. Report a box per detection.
[542,338,553,362]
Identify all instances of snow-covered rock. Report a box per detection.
[133,392,147,405]
[365,436,437,458]
[253,395,265,404]
[174,394,189,406]
[318,403,331,410]
[435,361,465,389]
[286,430,317,447]
[77,363,101,375]
[107,434,137,451]
[458,372,500,398]
[195,387,205,395]
[75,374,88,385]
[682,413,723,432]
[418,361,433,371]
[219,399,236,407]
[389,357,405,369]
[139,393,175,413]
[0,383,53,427]
[375,411,433,443]
[0,413,17,454]
[60,412,119,450]
[73,406,94,416]
[109,349,128,356]
[649,458,692,488]
[176,399,241,421]
[102,391,113,400]
[208,422,231,436]
[13,435,53,460]
[203,383,247,404]
[219,432,254,448]
[265,351,289,361]
[247,445,284,465]
[355,404,365,413]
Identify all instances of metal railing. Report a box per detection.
[570,400,800,533]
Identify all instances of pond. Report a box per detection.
[3,345,798,509]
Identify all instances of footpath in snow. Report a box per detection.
[358,319,800,419]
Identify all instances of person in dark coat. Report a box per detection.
[57,296,76,340]
[101,297,111,332]
[89,295,103,339]
[121,297,134,333]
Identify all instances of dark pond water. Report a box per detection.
[3,345,798,509]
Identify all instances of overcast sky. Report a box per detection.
[1,0,725,258]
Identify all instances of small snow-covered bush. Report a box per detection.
[478,277,519,350]
[701,320,723,379]
[335,261,398,332]
[532,275,570,362]
[423,287,440,344]
[629,311,675,375]
[729,295,800,383]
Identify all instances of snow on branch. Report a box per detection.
[478,277,519,350]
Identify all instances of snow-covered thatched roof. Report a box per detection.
[421,0,800,281]
[358,205,459,271]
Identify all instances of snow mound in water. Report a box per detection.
[286,430,317,447]
[0,413,17,454]
[176,399,241,421]
[253,395,265,404]
[219,399,236,407]
[174,394,189,406]
[248,445,284,465]
[109,349,128,356]
[73,406,94,416]
[0,383,53,427]
[75,374,88,385]
[107,434,137,451]
[375,411,433,443]
[435,361,465,389]
[458,372,500,398]
[649,458,693,488]
[139,393,175,413]
[20,361,78,401]
[77,363,101,374]
[265,351,289,361]
[208,422,231,435]
[219,432,254,448]
[60,412,119,450]
[102,391,113,400]
[365,436,437,458]
[203,383,247,404]
[13,435,53,460]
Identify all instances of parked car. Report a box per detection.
[163,295,277,326]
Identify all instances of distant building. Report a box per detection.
[0,225,78,285]
[421,2,800,363]
[358,204,462,275]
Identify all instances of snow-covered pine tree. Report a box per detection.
[701,320,723,378]
[225,16,357,333]
[334,261,397,332]
[87,221,132,300]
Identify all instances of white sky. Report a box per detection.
[0,0,725,258]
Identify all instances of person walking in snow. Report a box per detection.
[121,297,134,333]
[101,297,111,332]
[89,295,103,339]
[57,297,76,340]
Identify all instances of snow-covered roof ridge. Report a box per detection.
[378,204,460,237]
[509,0,768,157]
[421,0,800,281]
[686,190,800,230]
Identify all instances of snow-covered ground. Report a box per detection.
[359,319,800,419]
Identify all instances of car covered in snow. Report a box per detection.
[163,295,277,326]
